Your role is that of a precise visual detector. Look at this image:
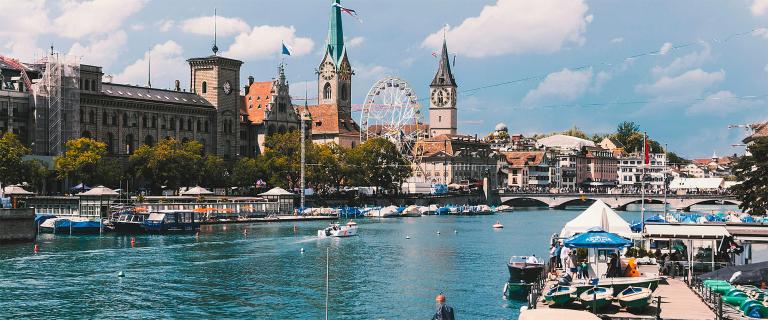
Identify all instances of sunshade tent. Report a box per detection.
[71,183,91,191]
[560,200,634,239]
[181,186,214,196]
[564,229,632,249]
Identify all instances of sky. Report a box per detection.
[1,0,767,159]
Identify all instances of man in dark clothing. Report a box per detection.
[432,293,456,320]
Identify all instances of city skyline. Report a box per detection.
[2,0,766,158]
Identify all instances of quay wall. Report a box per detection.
[306,194,486,208]
[0,208,35,243]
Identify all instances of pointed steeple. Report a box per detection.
[431,38,456,87]
[326,0,345,66]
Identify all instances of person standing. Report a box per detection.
[560,245,571,272]
[554,242,562,269]
[432,293,456,320]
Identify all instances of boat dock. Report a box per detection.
[534,277,715,319]
[200,215,338,225]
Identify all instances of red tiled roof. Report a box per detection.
[297,104,360,135]
[502,151,545,167]
[241,81,273,125]
[744,122,768,143]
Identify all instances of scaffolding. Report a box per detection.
[33,52,80,155]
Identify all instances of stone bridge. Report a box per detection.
[498,193,741,211]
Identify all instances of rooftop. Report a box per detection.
[100,83,213,108]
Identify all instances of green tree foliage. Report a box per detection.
[0,132,30,186]
[561,125,588,139]
[615,121,640,147]
[732,137,768,214]
[54,138,107,184]
[129,138,202,194]
[199,154,229,188]
[590,133,609,144]
[21,159,50,193]
[347,138,411,193]
[310,143,349,194]
[231,157,267,191]
[262,131,308,190]
[667,152,690,166]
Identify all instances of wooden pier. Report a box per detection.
[534,277,715,319]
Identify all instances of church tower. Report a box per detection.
[429,38,457,137]
[317,0,353,119]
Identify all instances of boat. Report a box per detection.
[617,286,653,311]
[579,286,614,310]
[52,217,102,234]
[571,276,661,296]
[346,220,357,227]
[142,211,200,233]
[401,205,422,217]
[493,221,504,228]
[544,285,577,306]
[495,205,514,213]
[317,223,358,238]
[113,211,149,233]
[503,256,545,300]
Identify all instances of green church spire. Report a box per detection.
[326,0,345,66]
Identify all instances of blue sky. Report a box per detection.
[2,0,767,158]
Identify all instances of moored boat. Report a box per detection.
[507,256,544,283]
[544,285,577,306]
[113,211,149,233]
[142,211,200,233]
[571,276,661,296]
[617,286,652,311]
[44,217,101,234]
[579,286,614,310]
[317,223,357,238]
[495,205,513,213]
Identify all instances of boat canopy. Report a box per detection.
[147,212,166,222]
[644,224,730,239]
[559,200,633,239]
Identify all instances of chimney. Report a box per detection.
[174,80,181,91]
[244,85,249,95]
[248,75,254,86]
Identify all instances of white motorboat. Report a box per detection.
[317,223,358,238]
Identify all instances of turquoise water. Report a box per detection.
[0,206,733,319]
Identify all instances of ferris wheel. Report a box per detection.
[359,77,424,161]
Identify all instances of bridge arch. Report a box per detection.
[613,198,669,211]
[501,197,550,208]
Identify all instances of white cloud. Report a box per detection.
[0,0,50,59]
[610,37,623,43]
[658,42,673,55]
[753,28,768,39]
[130,24,145,31]
[422,0,591,58]
[522,68,593,106]
[114,41,187,89]
[752,0,768,15]
[346,36,365,48]
[636,69,725,98]
[68,31,127,67]
[53,0,148,38]
[157,20,175,33]
[652,42,712,77]
[687,90,760,116]
[181,16,249,36]
[592,71,612,92]
[354,63,393,80]
[224,25,313,60]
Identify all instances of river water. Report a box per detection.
[0,205,734,319]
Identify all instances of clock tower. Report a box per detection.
[317,0,353,119]
[429,38,457,137]
[188,55,243,157]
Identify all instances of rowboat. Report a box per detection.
[617,286,652,311]
[571,276,661,296]
[544,285,576,306]
[579,287,613,310]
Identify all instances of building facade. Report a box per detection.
[428,39,458,137]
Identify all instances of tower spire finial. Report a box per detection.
[212,8,219,55]
[147,50,152,88]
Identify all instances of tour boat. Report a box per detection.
[502,256,545,300]
[579,287,614,310]
[493,221,504,228]
[317,223,357,238]
[142,211,200,233]
[617,286,653,311]
[544,285,577,306]
[113,211,149,233]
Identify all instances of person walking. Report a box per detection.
[432,293,456,320]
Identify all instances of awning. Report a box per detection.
[726,225,768,241]
[644,224,730,239]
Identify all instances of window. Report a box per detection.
[91,79,96,91]
[438,115,442,122]
[122,113,128,127]
[179,118,184,130]
[111,113,117,126]
[202,81,207,94]
[84,79,90,91]
[197,120,202,131]
[152,116,157,128]
[340,83,348,101]
[88,110,95,124]
[240,130,246,140]
[323,82,332,99]
[187,119,192,131]
[106,133,114,154]
[144,135,154,146]
[125,134,134,154]
[102,111,108,125]
[170,117,176,130]
[204,120,209,133]
[278,103,286,113]
[142,116,148,128]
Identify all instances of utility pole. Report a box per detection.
[663,143,668,221]
[300,83,307,214]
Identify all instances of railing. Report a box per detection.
[499,191,737,199]
[690,277,727,320]
[526,263,549,310]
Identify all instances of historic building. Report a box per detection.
[428,38,458,137]
[501,151,551,189]
[413,134,502,187]
[299,0,360,148]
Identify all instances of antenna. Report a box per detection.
[212,8,219,55]
[147,50,152,88]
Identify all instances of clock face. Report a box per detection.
[223,81,232,95]
[431,88,450,107]
[321,61,335,81]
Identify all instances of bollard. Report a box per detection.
[656,296,661,320]
[33,244,39,253]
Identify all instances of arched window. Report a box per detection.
[340,83,348,101]
[102,111,108,125]
[106,133,114,154]
[202,81,207,94]
[125,134,134,154]
[187,119,193,131]
[323,82,332,99]
[88,110,95,124]
[144,135,154,146]
[81,131,92,139]
[204,120,209,133]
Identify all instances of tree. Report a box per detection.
[732,137,768,214]
[54,138,107,185]
[21,159,50,194]
[129,138,203,194]
[231,157,267,192]
[590,133,609,144]
[347,138,410,193]
[199,154,228,188]
[667,152,690,166]
[615,121,640,147]
[561,125,588,139]
[262,131,308,190]
[0,133,30,187]
[310,143,349,194]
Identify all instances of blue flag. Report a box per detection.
[281,42,291,56]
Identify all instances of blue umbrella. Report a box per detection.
[564,228,631,249]
[71,183,91,191]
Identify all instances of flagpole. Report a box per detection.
[641,132,647,230]
[300,82,307,215]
